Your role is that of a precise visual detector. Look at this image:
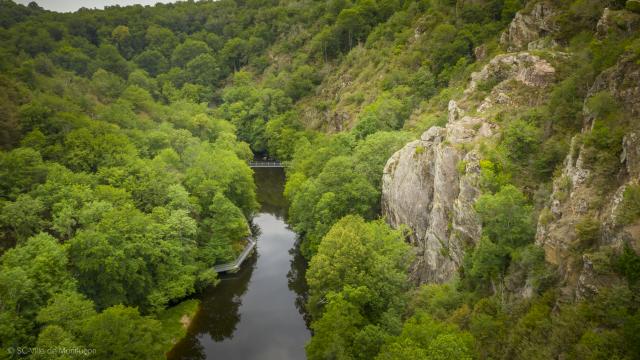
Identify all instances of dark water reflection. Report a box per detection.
[168,168,310,360]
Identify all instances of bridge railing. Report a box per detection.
[248,161,288,168]
[213,239,256,273]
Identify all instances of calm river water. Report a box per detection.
[168,167,311,360]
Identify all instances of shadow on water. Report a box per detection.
[253,167,289,219]
[168,253,257,360]
[287,240,312,328]
[168,167,310,360]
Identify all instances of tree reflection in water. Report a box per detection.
[167,254,257,359]
[287,238,312,328]
[168,167,310,360]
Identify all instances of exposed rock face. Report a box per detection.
[500,2,557,51]
[382,123,483,283]
[587,56,640,117]
[466,52,556,95]
[474,44,488,61]
[622,132,640,179]
[382,52,557,284]
[596,7,640,39]
[535,53,640,299]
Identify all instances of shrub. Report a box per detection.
[500,119,541,163]
[628,0,640,13]
[539,207,553,226]
[582,93,625,182]
[617,184,640,225]
[475,185,534,248]
[614,245,640,286]
[457,160,467,174]
[575,217,601,250]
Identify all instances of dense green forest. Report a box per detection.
[1,0,639,359]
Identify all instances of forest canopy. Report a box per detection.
[1,0,639,359]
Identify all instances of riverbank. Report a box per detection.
[167,167,310,360]
[159,299,201,355]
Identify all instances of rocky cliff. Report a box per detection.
[535,51,640,299]
[384,3,640,291]
[382,50,558,283]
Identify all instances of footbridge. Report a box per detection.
[213,239,257,273]
[248,161,288,168]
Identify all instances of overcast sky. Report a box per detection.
[16,1,181,13]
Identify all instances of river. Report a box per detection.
[168,167,311,360]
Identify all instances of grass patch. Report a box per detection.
[158,299,200,354]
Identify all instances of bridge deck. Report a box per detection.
[248,161,286,168]
[213,239,256,273]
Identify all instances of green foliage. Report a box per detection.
[617,184,640,225]
[37,291,97,336]
[289,155,379,257]
[286,127,408,259]
[353,93,409,139]
[478,159,509,193]
[306,215,411,320]
[199,192,250,264]
[583,124,625,182]
[156,299,200,353]
[546,74,586,131]
[0,147,47,199]
[81,305,164,359]
[500,119,541,163]
[306,288,368,360]
[0,194,45,243]
[0,233,75,348]
[0,0,638,358]
[33,325,80,360]
[628,0,640,13]
[465,185,542,293]
[0,4,263,350]
[475,185,534,248]
[574,217,601,250]
[133,49,168,77]
[407,283,463,321]
[305,216,411,360]
[377,312,474,360]
[555,0,612,42]
[614,245,640,286]
[185,54,221,87]
[171,39,210,68]
[217,71,292,152]
[283,65,320,101]
[508,299,554,358]
[468,236,510,286]
[92,44,130,78]
[411,66,437,99]
[510,244,555,293]
[264,111,305,160]
[353,131,411,188]
[67,205,195,311]
[91,69,126,102]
